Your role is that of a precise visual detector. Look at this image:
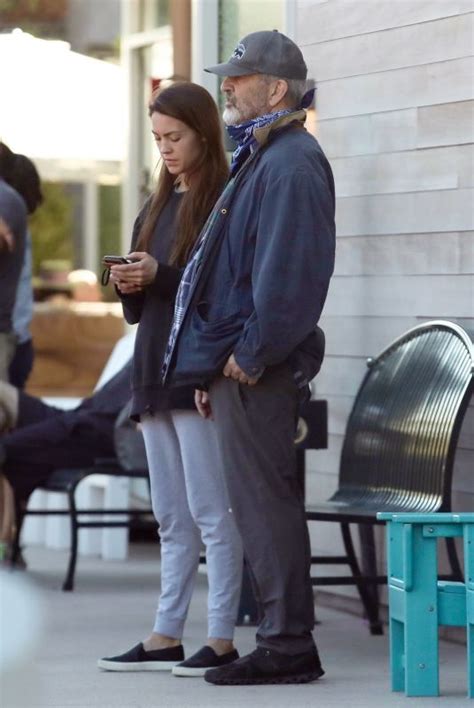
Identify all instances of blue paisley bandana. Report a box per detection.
[226,87,316,174]
[226,108,292,174]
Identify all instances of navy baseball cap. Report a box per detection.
[205,30,307,81]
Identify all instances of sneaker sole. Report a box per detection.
[205,668,325,685]
[97,659,178,672]
[172,666,210,677]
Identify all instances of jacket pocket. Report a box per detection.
[195,301,243,330]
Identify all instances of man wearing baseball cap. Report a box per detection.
[162,30,335,685]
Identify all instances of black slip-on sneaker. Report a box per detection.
[172,646,239,677]
[97,642,184,671]
[204,646,325,685]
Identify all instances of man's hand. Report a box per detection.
[223,354,259,385]
[109,251,158,292]
[195,389,213,419]
[0,218,14,253]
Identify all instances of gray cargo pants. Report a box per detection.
[209,363,316,655]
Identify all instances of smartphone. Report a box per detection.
[102,255,133,266]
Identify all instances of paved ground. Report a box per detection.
[0,543,470,708]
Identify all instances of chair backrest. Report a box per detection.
[94,330,136,391]
[333,321,474,513]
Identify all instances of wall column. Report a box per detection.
[191,0,219,98]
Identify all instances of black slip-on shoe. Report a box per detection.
[97,642,184,671]
[172,646,239,677]
[204,646,325,685]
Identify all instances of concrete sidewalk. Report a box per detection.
[1,542,470,708]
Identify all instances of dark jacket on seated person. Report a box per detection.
[1,362,132,500]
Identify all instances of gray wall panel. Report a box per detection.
[324,274,474,317]
[303,13,473,81]
[452,448,474,494]
[317,57,473,120]
[458,402,474,449]
[318,101,474,158]
[336,188,474,236]
[417,100,474,147]
[331,145,473,197]
[297,2,473,595]
[335,233,474,276]
[297,0,473,45]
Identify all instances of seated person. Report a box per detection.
[0,360,133,554]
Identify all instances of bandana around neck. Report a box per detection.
[226,108,292,174]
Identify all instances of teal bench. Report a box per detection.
[377,512,474,698]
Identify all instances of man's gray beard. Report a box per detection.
[222,106,242,126]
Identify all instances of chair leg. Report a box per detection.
[389,616,405,692]
[62,488,78,591]
[404,613,439,697]
[359,524,383,633]
[464,524,474,698]
[403,526,439,697]
[467,609,473,700]
[341,522,383,635]
[10,495,26,566]
[445,536,463,580]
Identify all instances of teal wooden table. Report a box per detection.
[377,512,474,698]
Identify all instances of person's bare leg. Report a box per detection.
[142,632,181,650]
[143,634,234,653]
[0,381,19,432]
[0,475,15,545]
[207,637,235,655]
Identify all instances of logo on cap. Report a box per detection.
[231,42,246,61]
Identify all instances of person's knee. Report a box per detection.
[155,508,200,544]
[0,382,19,433]
[191,504,237,541]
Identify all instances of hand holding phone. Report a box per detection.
[102,255,133,266]
[101,255,134,286]
[101,251,159,292]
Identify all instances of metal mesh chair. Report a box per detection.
[306,320,474,634]
[10,332,155,591]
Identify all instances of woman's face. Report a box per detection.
[151,112,203,181]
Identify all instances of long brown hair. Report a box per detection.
[136,82,228,266]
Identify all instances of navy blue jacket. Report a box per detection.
[166,113,335,390]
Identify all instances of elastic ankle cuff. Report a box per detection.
[154,616,185,639]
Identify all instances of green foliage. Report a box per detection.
[0,0,66,20]
[29,181,73,276]
[99,184,122,302]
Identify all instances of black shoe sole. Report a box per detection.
[205,667,325,685]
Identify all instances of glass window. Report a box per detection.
[137,0,170,32]
[219,0,284,62]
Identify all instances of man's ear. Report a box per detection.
[268,79,289,109]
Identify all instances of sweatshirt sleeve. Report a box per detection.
[116,202,184,324]
[115,210,146,324]
[233,167,335,377]
[147,262,183,298]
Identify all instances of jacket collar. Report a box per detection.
[252,109,306,147]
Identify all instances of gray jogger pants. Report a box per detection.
[141,410,243,640]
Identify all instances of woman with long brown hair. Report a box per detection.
[98,83,243,677]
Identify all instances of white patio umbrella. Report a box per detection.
[0,30,125,268]
[0,29,124,166]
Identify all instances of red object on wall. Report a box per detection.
[150,78,161,96]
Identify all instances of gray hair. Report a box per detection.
[261,74,307,110]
